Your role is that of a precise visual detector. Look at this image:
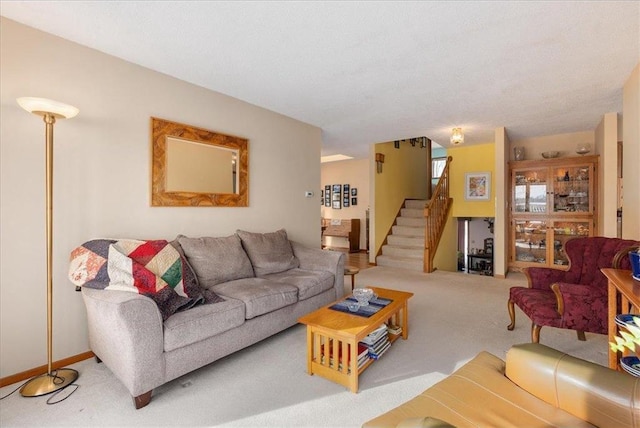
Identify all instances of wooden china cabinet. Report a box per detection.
[508,155,598,272]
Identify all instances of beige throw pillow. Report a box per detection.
[236,229,299,276]
[177,234,255,289]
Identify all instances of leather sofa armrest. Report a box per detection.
[524,267,569,290]
[81,288,165,397]
[396,417,455,428]
[291,241,345,298]
[505,343,640,427]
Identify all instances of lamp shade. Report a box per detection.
[17,97,79,119]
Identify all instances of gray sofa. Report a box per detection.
[80,229,345,409]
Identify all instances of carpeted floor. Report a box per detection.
[0,267,608,427]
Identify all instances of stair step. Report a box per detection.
[405,200,428,210]
[381,245,423,259]
[397,216,425,227]
[376,255,424,271]
[392,225,425,237]
[388,235,424,247]
[400,208,424,218]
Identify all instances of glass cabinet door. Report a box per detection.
[513,168,548,214]
[552,165,591,214]
[550,220,592,266]
[514,220,547,265]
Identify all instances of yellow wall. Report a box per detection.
[432,206,458,272]
[449,143,496,218]
[372,141,428,259]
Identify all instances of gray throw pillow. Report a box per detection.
[177,234,254,289]
[236,229,299,276]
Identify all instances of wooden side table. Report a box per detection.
[344,266,360,290]
[602,268,640,371]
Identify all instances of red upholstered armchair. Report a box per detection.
[507,237,639,343]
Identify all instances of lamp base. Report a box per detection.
[19,368,79,397]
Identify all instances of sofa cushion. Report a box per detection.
[236,229,299,276]
[261,268,334,301]
[177,234,254,289]
[163,298,245,352]
[212,278,298,319]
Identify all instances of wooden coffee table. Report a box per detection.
[298,287,413,392]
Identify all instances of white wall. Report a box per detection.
[321,158,370,251]
[623,63,640,239]
[0,18,322,377]
[595,112,621,237]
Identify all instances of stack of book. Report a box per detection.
[321,341,370,371]
[360,324,391,360]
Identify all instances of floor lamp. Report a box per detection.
[16,97,80,397]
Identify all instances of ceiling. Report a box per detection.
[1,1,638,159]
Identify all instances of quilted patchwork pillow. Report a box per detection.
[177,234,255,289]
[236,229,299,276]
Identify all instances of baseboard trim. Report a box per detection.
[0,351,94,388]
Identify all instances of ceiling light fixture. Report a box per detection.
[450,128,464,145]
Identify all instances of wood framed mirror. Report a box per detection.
[151,117,248,206]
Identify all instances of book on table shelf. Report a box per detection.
[320,341,370,370]
[387,324,402,335]
[360,324,392,360]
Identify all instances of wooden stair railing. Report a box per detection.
[424,156,453,273]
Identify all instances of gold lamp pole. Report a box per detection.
[17,97,80,397]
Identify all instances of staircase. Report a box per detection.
[376,199,427,271]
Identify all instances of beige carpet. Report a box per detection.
[0,267,608,427]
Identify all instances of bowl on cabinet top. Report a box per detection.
[541,151,560,159]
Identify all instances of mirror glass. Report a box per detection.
[151,117,248,207]
[165,137,238,194]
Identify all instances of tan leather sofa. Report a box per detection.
[362,343,639,428]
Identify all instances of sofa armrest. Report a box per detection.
[81,288,165,397]
[505,343,640,427]
[524,267,569,290]
[291,241,345,298]
[550,282,606,315]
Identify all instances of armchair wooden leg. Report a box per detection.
[531,324,541,343]
[95,355,102,363]
[507,300,516,331]
[133,391,152,409]
[577,330,586,341]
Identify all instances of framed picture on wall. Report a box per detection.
[332,184,341,194]
[464,172,491,201]
[343,184,350,195]
[343,197,350,208]
[351,197,357,206]
[332,200,341,209]
[351,188,357,196]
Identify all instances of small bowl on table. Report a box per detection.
[353,287,374,306]
[346,302,360,312]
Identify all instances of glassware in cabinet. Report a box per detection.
[552,165,592,214]
[513,220,547,265]
[513,168,548,214]
[550,220,592,267]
